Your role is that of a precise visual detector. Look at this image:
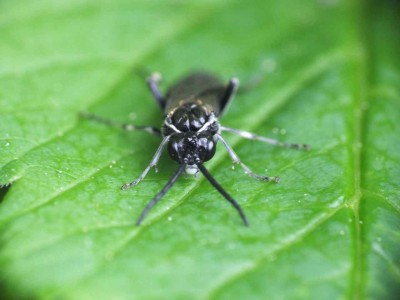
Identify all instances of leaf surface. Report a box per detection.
[0,0,399,299]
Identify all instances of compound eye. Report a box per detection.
[167,134,185,163]
[197,134,216,162]
[171,108,190,131]
[190,106,207,130]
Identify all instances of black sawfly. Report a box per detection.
[82,72,309,226]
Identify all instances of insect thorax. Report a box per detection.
[163,101,220,168]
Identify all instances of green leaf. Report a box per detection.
[1,0,399,299]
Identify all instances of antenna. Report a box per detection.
[197,164,249,226]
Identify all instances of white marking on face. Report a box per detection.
[185,165,199,175]
[164,118,181,133]
[198,113,217,133]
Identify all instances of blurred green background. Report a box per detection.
[0,0,399,299]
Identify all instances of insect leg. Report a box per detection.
[136,164,186,226]
[121,136,170,190]
[224,78,240,101]
[80,112,161,136]
[146,72,165,109]
[219,77,240,115]
[197,164,249,226]
[216,134,280,182]
[220,126,309,150]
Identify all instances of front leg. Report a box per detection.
[121,136,170,190]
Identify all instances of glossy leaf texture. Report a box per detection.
[0,0,399,299]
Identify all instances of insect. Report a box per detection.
[83,72,309,226]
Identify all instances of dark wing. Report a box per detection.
[164,72,230,116]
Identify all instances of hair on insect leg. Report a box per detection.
[220,126,310,151]
[121,136,170,190]
[197,164,249,226]
[216,134,280,182]
[80,112,161,136]
[136,164,187,226]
